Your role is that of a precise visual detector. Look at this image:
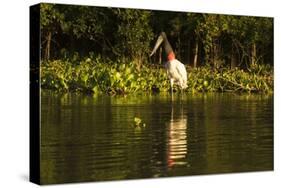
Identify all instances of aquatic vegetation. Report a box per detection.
[187,64,273,93]
[133,117,146,128]
[41,58,273,94]
[134,117,142,126]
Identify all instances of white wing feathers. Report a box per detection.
[165,59,187,89]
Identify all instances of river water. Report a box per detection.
[40,91,273,184]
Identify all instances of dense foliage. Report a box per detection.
[41,58,273,94]
[40,4,273,67]
[39,3,273,94]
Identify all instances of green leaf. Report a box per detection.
[134,117,142,125]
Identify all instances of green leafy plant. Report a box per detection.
[41,58,273,94]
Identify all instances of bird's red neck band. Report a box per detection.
[167,52,175,61]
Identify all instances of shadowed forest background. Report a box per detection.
[39,3,273,94]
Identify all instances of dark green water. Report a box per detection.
[40,91,273,184]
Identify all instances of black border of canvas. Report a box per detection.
[30,3,41,185]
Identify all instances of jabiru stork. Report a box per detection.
[150,32,187,93]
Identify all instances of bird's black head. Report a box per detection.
[150,31,174,59]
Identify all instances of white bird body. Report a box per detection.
[165,59,187,90]
[150,32,188,92]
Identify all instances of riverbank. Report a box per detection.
[40,59,273,94]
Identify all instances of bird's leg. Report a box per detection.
[170,79,174,94]
[180,81,184,101]
[180,88,183,101]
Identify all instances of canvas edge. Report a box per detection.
[29,3,41,185]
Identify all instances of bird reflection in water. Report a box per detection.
[166,100,188,168]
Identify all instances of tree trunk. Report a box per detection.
[193,40,198,68]
[251,43,257,65]
[212,41,216,68]
[231,45,237,69]
[213,40,220,68]
[187,39,191,66]
[44,31,52,60]
[177,35,181,60]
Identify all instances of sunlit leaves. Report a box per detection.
[41,58,273,94]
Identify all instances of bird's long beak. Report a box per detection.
[150,35,164,57]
